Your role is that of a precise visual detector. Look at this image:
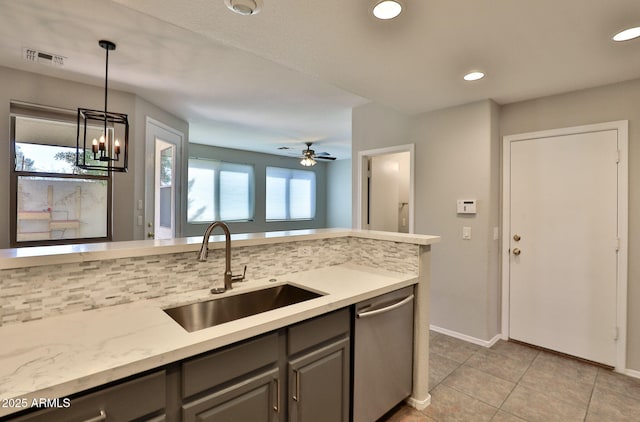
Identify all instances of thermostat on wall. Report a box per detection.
[457,199,477,214]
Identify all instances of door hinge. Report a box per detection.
[614,326,619,341]
[616,237,620,252]
[616,149,621,164]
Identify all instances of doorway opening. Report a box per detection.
[356,144,414,233]
[145,118,184,240]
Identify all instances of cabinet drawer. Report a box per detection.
[288,308,350,356]
[7,370,166,422]
[182,332,279,399]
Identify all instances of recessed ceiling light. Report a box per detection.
[464,71,485,81]
[372,0,403,20]
[224,0,262,16]
[613,26,640,42]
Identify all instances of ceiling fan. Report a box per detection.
[298,142,336,167]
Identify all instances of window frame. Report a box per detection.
[187,157,255,224]
[265,166,317,222]
[9,105,113,247]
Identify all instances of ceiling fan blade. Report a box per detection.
[315,156,336,160]
[316,151,331,156]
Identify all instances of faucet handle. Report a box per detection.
[232,265,247,282]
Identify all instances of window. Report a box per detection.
[266,167,316,221]
[10,105,111,246]
[187,158,254,223]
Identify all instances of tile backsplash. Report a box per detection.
[0,237,419,327]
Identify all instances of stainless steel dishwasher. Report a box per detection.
[353,285,415,422]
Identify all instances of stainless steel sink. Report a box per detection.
[164,284,323,332]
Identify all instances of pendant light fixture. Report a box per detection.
[76,40,129,172]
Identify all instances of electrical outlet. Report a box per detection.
[298,246,312,257]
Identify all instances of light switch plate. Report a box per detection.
[462,226,472,240]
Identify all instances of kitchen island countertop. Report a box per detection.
[0,228,440,270]
[0,263,417,418]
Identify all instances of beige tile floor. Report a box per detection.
[380,331,640,422]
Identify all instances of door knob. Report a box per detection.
[513,234,521,241]
[147,232,155,238]
[513,248,521,256]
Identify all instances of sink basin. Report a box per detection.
[164,284,323,332]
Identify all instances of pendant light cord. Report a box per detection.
[104,46,109,137]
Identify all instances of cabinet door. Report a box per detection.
[288,338,350,422]
[6,371,166,422]
[182,368,280,422]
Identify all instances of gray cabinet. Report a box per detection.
[179,308,351,422]
[287,338,349,422]
[182,368,279,422]
[6,370,166,422]
[287,309,350,422]
[180,333,281,422]
[4,309,351,422]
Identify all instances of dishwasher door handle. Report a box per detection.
[356,294,414,318]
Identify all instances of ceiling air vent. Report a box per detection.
[22,47,65,67]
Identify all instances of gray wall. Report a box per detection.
[352,100,501,342]
[409,100,501,341]
[501,78,640,371]
[326,159,352,228]
[353,80,640,372]
[351,102,411,227]
[0,66,188,247]
[185,143,328,236]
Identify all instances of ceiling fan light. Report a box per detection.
[612,26,640,41]
[372,0,402,20]
[300,157,316,167]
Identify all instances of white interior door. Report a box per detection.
[508,129,619,366]
[145,118,183,240]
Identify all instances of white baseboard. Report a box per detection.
[430,325,501,348]
[625,368,640,379]
[406,394,431,410]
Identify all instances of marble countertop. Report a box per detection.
[0,228,440,270]
[0,263,417,418]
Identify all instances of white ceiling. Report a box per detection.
[0,0,639,160]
